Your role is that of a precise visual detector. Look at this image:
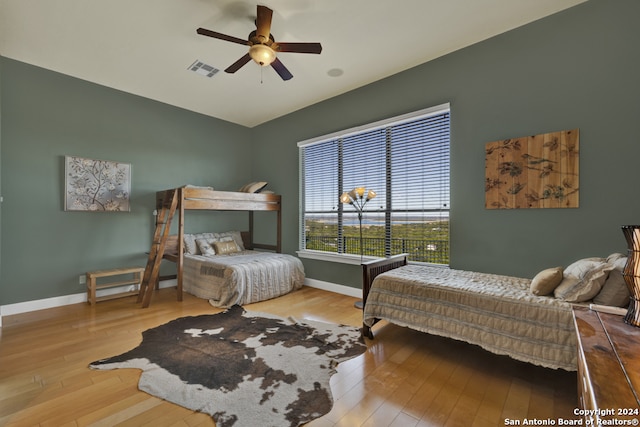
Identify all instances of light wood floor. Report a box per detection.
[0,286,577,426]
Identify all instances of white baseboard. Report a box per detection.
[0,280,177,325]
[303,278,362,298]
[1,293,88,318]
[0,278,358,326]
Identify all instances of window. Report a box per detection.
[298,104,450,265]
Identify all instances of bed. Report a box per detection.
[361,253,629,371]
[140,186,304,307]
[168,230,304,307]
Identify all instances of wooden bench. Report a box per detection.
[86,267,145,305]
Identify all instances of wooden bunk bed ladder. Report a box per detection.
[138,189,178,308]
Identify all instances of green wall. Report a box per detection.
[0,59,253,304]
[2,0,639,305]
[251,0,640,286]
[0,58,3,295]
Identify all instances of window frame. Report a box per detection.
[297,103,450,265]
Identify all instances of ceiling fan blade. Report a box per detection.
[271,58,293,81]
[225,53,252,73]
[274,42,322,54]
[255,5,273,41]
[196,28,248,46]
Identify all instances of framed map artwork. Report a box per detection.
[485,129,579,209]
[64,155,131,212]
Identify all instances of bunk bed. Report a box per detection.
[140,186,304,307]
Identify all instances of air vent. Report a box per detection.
[188,60,219,78]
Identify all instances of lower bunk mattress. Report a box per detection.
[363,264,578,371]
[183,251,305,307]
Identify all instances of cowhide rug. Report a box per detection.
[89,305,367,427]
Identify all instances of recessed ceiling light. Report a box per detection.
[188,60,220,78]
[327,68,344,77]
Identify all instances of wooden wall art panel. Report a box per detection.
[485,129,579,209]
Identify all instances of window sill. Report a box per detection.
[296,250,379,265]
[297,250,449,268]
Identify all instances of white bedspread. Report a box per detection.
[183,251,304,307]
[363,264,579,371]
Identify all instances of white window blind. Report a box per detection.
[299,105,450,264]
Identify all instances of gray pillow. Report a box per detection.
[195,238,216,257]
[593,269,630,307]
[606,253,627,272]
[184,232,215,254]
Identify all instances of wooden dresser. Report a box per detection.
[572,306,640,424]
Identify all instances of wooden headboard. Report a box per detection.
[361,254,408,305]
[361,253,408,339]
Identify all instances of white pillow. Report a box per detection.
[195,238,216,256]
[183,233,197,254]
[563,257,606,278]
[554,260,613,303]
[239,181,268,193]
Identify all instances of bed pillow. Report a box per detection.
[594,269,630,307]
[239,181,268,193]
[606,253,627,272]
[195,238,216,256]
[213,240,240,255]
[215,231,245,251]
[530,267,563,296]
[183,234,198,254]
[184,232,215,254]
[554,260,613,302]
[563,257,606,278]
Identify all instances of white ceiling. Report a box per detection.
[0,0,586,128]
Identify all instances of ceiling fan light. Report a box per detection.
[249,44,276,66]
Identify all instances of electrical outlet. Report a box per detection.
[79,275,86,285]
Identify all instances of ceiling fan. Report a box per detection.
[196,5,322,81]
